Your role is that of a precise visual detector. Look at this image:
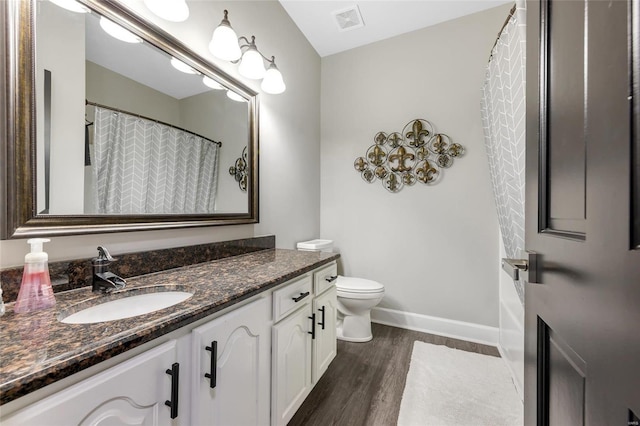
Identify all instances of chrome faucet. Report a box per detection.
[92,246,127,293]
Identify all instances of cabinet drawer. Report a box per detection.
[273,274,312,322]
[313,262,338,295]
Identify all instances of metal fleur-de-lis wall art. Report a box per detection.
[354,119,464,193]
[229,146,248,192]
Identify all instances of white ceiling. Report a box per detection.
[279,0,513,57]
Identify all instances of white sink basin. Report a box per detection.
[61,291,193,324]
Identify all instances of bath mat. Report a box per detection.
[397,341,523,426]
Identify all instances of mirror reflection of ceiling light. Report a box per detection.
[99,17,142,43]
[143,0,189,22]
[226,90,245,102]
[49,0,90,13]
[203,76,224,90]
[209,10,286,94]
[170,57,198,74]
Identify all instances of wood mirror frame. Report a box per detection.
[1,0,259,239]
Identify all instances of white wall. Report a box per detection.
[36,1,86,215]
[320,5,511,327]
[0,0,320,267]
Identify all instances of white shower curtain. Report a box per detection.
[93,106,220,214]
[481,5,526,303]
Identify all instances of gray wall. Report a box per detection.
[0,0,321,266]
[86,61,182,125]
[320,5,511,327]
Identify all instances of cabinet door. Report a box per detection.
[271,304,313,426]
[191,297,271,426]
[3,341,180,426]
[312,286,337,384]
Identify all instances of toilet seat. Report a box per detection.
[336,276,384,298]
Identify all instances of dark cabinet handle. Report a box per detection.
[292,291,310,302]
[165,362,179,419]
[308,313,316,340]
[318,306,326,330]
[204,341,217,388]
[325,275,338,283]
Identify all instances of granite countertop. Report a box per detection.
[0,248,339,405]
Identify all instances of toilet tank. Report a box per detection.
[296,239,334,253]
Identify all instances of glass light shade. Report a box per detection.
[100,17,142,43]
[203,76,224,90]
[171,57,197,74]
[143,0,189,22]
[226,90,245,102]
[209,25,241,61]
[238,48,266,80]
[49,0,90,13]
[261,63,286,94]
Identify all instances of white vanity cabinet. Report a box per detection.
[1,260,338,426]
[2,340,181,426]
[190,297,271,426]
[271,262,338,425]
[311,262,338,384]
[312,286,338,383]
[271,298,314,425]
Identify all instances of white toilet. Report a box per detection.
[296,240,385,343]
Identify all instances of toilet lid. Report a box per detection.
[336,276,384,293]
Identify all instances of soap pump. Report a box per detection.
[14,238,56,314]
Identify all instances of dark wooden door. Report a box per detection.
[525,0,640,425]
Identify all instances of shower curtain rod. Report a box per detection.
[488,4,517,60]
[85,100,222,147]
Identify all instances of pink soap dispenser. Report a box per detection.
[14,238,56,314]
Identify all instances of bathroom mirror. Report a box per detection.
[1,0,259,239]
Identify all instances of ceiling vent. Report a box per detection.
[332,5,365,32]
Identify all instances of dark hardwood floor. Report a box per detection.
[289,323,500,426]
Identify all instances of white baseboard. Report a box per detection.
[371,307,499,346]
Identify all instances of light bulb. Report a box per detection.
[226,90,245,102]
[203,76,224,90]
[171,57,197,74]
[209,11,241,61]
[238,48,266,80]
[143,0,189,22]
[261,61,286,94]
[99,17,142,44]
[49,0,90,13]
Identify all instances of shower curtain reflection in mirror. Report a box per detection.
[89,106,220,214]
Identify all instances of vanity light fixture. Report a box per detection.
[261,58,286,95]
[170,57,198,74]
[99,17,142,43]
[237,36,266,80]
[49,0,90,13]
[209,10,286,94]
[143,0,189,22]
[209,10,242,61]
